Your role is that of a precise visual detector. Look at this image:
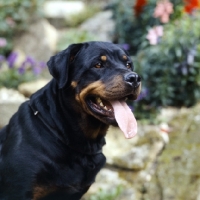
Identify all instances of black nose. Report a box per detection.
[124,72,141,87]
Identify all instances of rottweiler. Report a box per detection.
[0,41,141,200]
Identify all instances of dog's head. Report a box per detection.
[47,42,141,138]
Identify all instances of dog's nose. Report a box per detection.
[124,72,141,87]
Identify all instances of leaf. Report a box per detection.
[175,47,182,58]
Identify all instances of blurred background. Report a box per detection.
[0,0,200,199]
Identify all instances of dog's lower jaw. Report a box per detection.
[79,112,109,139]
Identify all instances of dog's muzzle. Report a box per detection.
[124,72,141,88]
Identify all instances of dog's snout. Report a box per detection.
[124,73,141,87]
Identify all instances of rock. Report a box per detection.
[145,103,200,200]
[43,1,86,29]
[13,19,58,62]
[43,1,85,19]
[86,168,126,194]
[82,125,165,200]
[157,106,179,122]
[0,88,26,128]
[113,144,150,170]
[103,126,138,164]
[18,79,50,97]
[104,125,165,170]
[82,168,140,200]
[0,88,26,103]
[79,10,115,41]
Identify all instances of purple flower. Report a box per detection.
[0,55,5,68]
[26,56,36,66]
[0,55,5,62]
[181,65,188,75]
[7,52,18,68]
[136,87,149,101]
[18,67,25,74]
[0,38,7,47]
[32,61,46,75]
[18,60,27,74]
[18,56,36,75]
[187,47,196,65]
[32,66,42,75]
[121,44,130,51]
[39,61,46,69]
[128,105,134,111]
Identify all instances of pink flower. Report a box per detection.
[0,38,7,47]
[153,0,174,23]
[146,26,164,45]
[6,17,16,27]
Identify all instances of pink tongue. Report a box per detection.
[110,100,137,139]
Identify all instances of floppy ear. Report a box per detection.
[47,43,83,89]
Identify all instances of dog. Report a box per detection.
[0,41,141,200]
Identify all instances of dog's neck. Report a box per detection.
[78,113,109,139]
[58,83,109,140]
[29,80,107,155]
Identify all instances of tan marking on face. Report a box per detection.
[103,75,126,96]
[76,81,106,111]
[79,114,109,139]
[135,82,142,98]
[122,55,127,60]
[75,81,108,138]
[75,77,141,138]
[71,81,77,88]
[33,186,57,200]
[70,56,75,62]
[101,55,107,61]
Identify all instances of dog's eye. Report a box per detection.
[126,62,132,69]
[95,63,102,68]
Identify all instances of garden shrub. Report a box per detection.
[0,0,46,89]
[134,13,200,108]
[111,0,200,118]
[88,185,123,200]
[0,0,45,55]
[0,52,46,89]
[57,29,96,52]
[64,5,100,27]
[111,0,188,54]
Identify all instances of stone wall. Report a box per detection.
[1,87,200,200]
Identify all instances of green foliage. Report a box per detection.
[111,0,140,54]
[111,0,183,54]
[57,29,96,51]
[0,0,44,55]
[65,5,100,27]
[134,13,200,111]
[0,68,35,89]
[0,53,46,89]
[111,0,200,118]
[57,4,100,50]
[88,185,123,200]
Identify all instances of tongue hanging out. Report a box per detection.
[110,100,137,139]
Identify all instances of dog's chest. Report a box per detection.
[33,166,94,199]
[33,153,106,199]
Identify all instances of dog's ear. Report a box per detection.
[47,43,83,89]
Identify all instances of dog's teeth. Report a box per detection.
[100,102,104,107]
[125,97,128,101]
[108,109,112,111]
[104,106,108,110]
[96,97,101,103]
[96,97,104,107]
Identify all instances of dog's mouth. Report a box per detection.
[86,94,137,139]
[87,94,135,117]
[87,96,115,117]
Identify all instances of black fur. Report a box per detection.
[0,41,141,200]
